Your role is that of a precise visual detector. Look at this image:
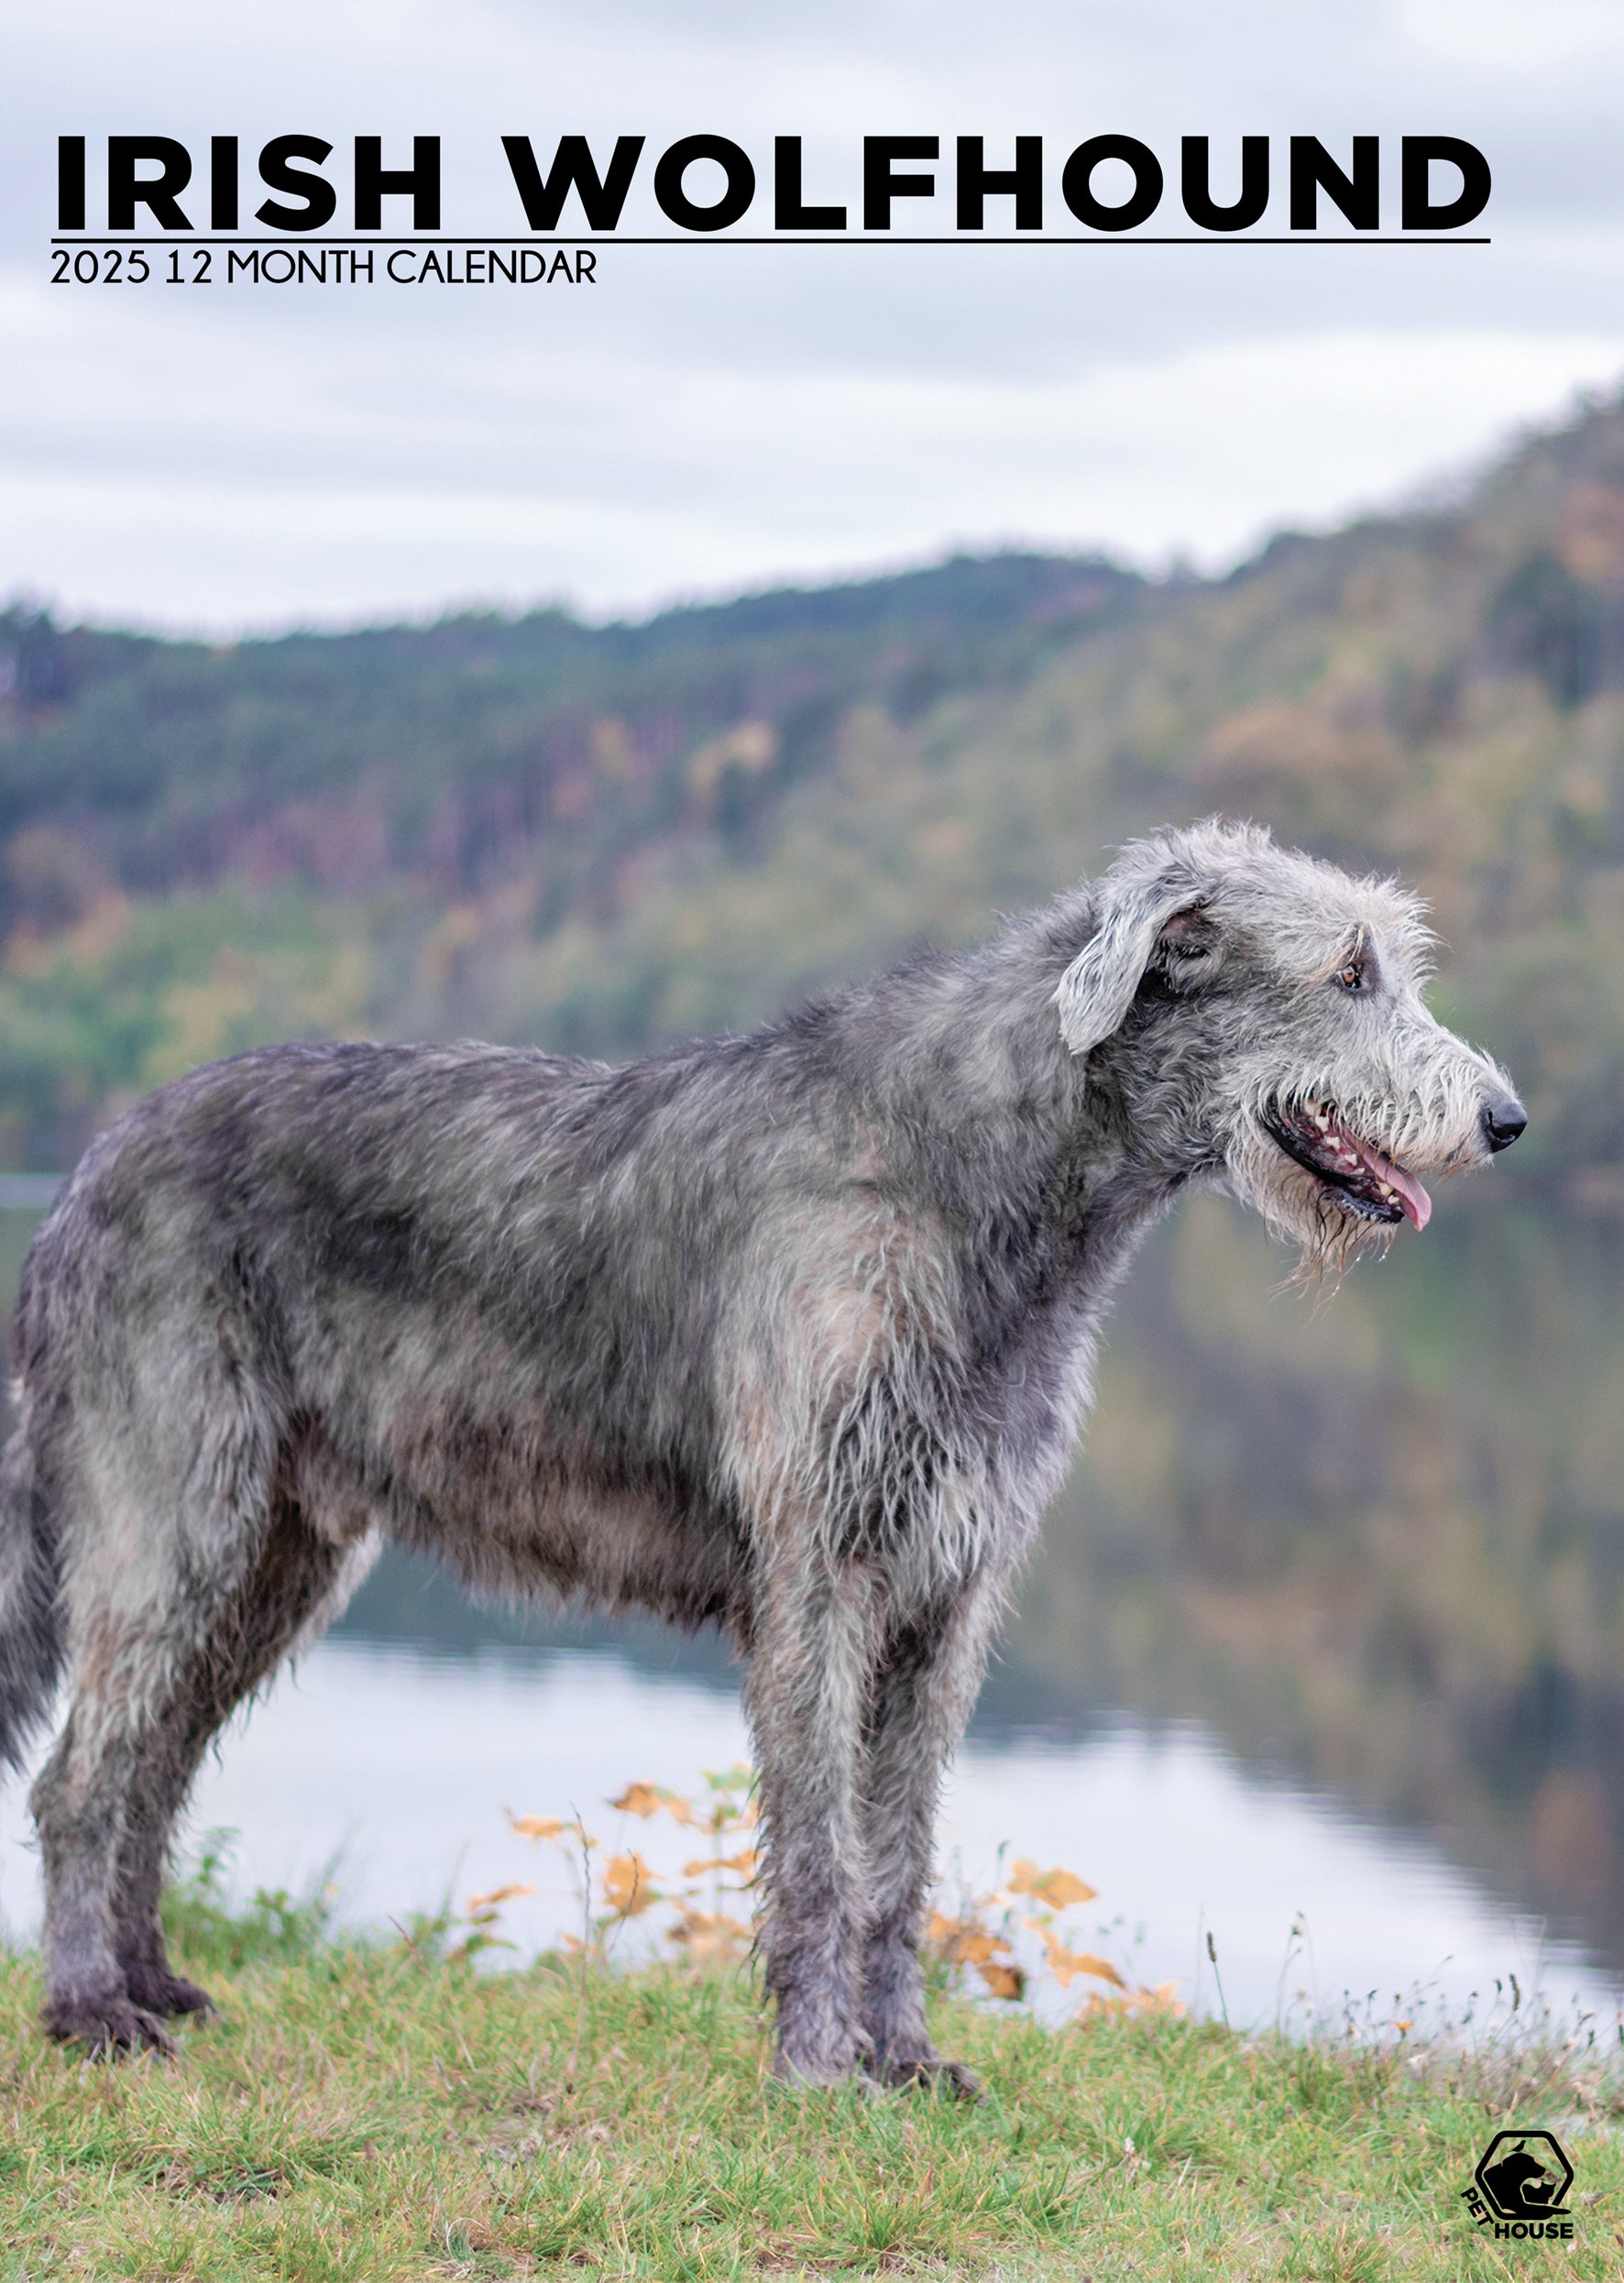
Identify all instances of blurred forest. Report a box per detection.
[4,390,1624,1187]
[5,389,1624,1967]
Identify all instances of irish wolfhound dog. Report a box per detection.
[0,818,1524,2082]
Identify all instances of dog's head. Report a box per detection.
[1055,818,1525,1275]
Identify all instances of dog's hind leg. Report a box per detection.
[31,1696,173,2054]
[112,1504,378,2023]
[858,1574,1004,2098]
[30,1366,297,2056]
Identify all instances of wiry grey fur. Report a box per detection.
[0,819,1524,2083]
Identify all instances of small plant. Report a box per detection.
[926,1854,1185,2020]
[160,1830,340,1970]
[490,1765,760,1970]
[466,1770,1182,2023]
[451,1882,538,1967]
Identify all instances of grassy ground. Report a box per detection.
[2,1873,1622,2282]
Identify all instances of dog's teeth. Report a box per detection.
[1377,1181,1394,1198]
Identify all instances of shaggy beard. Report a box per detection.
[1284,1169,1401,1290]
[1227,1126,1403,1292]
[1227,1085,1484,1290]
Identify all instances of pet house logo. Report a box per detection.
[1462,2130,1575,2241]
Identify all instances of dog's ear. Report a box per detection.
[1055,859,1213,1058]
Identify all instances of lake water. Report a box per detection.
[0,1634,1612,2036]
[3,1192,1623,2036]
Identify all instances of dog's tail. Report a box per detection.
[0,1399,62,1778]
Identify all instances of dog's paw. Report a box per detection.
[122,1965,217,2021]
[866,2053,984,2102]
[43,1993,176,2059]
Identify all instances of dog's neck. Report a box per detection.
[828,904,1213,1263]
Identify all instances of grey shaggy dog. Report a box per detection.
[0,818,1525,2087]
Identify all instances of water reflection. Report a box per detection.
[1011,1194,1624,1974]
[3,1189,1621,1996]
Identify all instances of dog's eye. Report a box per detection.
[1336,961,1365,993]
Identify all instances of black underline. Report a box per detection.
[50,233,1492,247]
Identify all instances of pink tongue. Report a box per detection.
[1350,1135,1432,1230]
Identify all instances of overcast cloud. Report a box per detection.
[5,0,1623,631]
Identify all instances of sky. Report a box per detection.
[5,0,1624,632]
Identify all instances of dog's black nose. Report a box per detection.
[1482,1092,1527,1153]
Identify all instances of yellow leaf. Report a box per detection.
[610,1782,686,1820]
[602,1852,659,1918]
[1073,1979,1186,2021]
[1026,1922,1129,1989]
[668,1906,752,1966]
[1068,1951,1129,1990]
[978,1960,1026,2001]
[1080,1989,1136,2019]
[681,1849,758,1879]
[1037,1869,1099,1909]
[466,1882,535,1913]
[1006,1860,1098,1908]
[925,1910,1016,1970]
[506,1813,567,1842]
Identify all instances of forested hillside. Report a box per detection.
[4,392,1624,1183]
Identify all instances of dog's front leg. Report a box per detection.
[743,1544,886,2087]
[858,1575,1003,2098]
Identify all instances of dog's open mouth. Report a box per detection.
[1263,1100,1432,1229]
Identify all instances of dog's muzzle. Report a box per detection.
[1262,1098,1432,1228]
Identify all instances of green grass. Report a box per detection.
[3,1874,1623,2280]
